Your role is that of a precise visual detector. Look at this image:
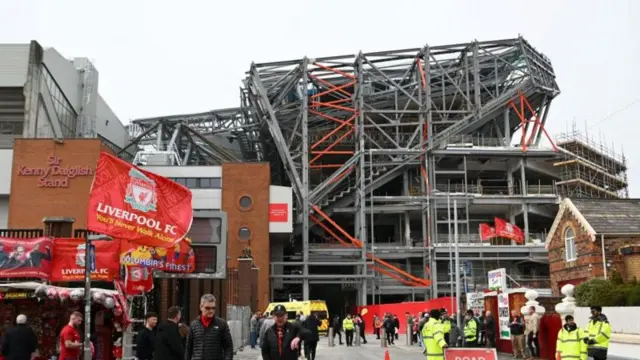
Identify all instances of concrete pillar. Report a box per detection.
[554,284,576,324]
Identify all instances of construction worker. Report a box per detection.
[556,315,587,360]
[584,305,611,360]
[343,314,355,346]
[422,309,448,359]
[439,308,452,345]
[463,310,478,347]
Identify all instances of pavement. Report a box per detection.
[235,334,513,360]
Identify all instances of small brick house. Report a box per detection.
[546,198,640,295]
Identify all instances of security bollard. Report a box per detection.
[355,325,361,346]
[406,323,411,345]
[328,328,334,347]
[381,328,387,347]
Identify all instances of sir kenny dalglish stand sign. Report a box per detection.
[445,348,498,360]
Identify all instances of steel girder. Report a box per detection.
[120,106,263,165]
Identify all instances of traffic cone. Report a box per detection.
[384,349,390,360]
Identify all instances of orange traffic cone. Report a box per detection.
[384,349,390,360]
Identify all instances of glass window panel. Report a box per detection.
[186,178,198,188]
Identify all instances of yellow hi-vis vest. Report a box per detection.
[585,317,611,358]
[440,318,452,334]
[556,327,587,360]
[464,318,478,343]
[422,318,447,360]
[343,318,354,330]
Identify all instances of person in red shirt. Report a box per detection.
[59,312,83,360]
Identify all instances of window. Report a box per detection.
[239,195,253,210]
[564,227,577,261]
[192,245,217,273]
[186,178,198,188]
[238,227,251,241]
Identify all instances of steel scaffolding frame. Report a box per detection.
[119,106,262,165]
[242,37,559,302]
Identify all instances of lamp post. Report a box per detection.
[84,234,112,360]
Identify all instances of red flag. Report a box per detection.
[86,152,193,248]
[479,223,496,241]
[494,217,524,244]
[124,266,154,295]
[50,238,120,282]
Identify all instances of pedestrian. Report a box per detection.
[136,312,159,360]
[58,311,83,360]
[439,309,452,345]
[422,309,448,359]
[556,315,587,360]
[392,315,399,340]
[331,315,343,345]
[383,314,394,345]
[525,306,540,358]
[463,310,478,347]
[154,306,185,360]
[355,314,367,344]
[260,312,276,342]
[418,312,428,349]
[250,312,260,349]
[509,309,526,359]
[485,310,496,348]
[302,313,320,360]
[184,294,233,360]
[373,314,381,340]
[584,305,611,360]
[261,305,311,360]
[1,314,37,360]
[342,314,355,346]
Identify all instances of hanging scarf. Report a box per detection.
[276,325,284,356]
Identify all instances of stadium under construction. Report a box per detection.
[121,36,629,308]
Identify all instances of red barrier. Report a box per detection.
[539,313,562,359]
[357,297,457,334]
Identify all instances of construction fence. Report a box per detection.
[227,304,251,353]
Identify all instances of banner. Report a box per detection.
[445,348,497,360]
[119,238,194,273]
[124,266,154,295]
[50,238,120,281]
[494,217,524,244]
[0,237,53,279]
[479,223,496,241]
[86,152,193,248]
[498,292,511,339]
[488,268,507,291]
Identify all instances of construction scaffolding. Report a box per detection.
[241,36,560,302]
[555,123,628,199]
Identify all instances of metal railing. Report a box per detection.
[433,232,546,245]
[430,182,557,196]
[227,304,251,353]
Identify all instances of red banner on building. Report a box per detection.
[124,266,154,295]
[0,237,52,279]
[50,238,121,282]
[479,223,496,241]
[86,152,193,248]
[119,238,194,273]
[445,348,497,360]
[494,217,524,244]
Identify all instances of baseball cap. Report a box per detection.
[273,304,287,316]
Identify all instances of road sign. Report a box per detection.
[445,348,497,360]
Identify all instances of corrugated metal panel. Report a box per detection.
[0,44,30,87]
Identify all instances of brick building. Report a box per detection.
[546,198,640,295]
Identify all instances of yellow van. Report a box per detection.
[264,300,330,335]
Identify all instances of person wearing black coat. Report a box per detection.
[261,305,311,360]
[302,314,320,360]
[184,294,233,360]
[1,315,37,360]
[154,307,185,360]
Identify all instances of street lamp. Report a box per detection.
[84,234,113,360]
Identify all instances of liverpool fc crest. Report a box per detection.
[125,169,158,212]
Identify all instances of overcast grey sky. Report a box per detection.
[1,0,639,192]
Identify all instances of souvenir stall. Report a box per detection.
[482,288,527,354]
[0,282,127,360]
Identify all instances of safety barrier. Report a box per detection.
[227,304,251,353]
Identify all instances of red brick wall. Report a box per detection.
[221,163,270,311]
[548,210,640,295]
[9,139,113,230]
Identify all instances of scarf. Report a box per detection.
[276,325,284,356]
